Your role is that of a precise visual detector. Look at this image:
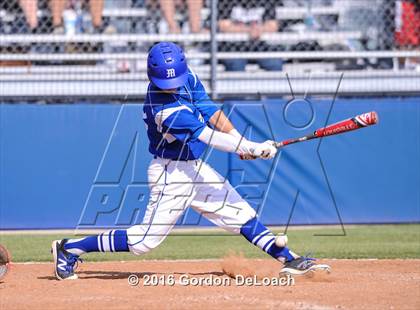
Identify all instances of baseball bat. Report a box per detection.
[275,111,378,148]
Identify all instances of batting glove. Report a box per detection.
[252,140,278,159]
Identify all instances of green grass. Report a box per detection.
[1,225,419,262]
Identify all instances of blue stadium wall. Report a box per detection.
[1,97,419,229]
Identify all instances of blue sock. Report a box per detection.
[64,230,129,255]
[240,217,295,262]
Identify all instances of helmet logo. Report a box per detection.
[166,68,176,78]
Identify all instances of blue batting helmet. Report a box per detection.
[147,42,188,89]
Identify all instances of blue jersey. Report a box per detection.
[143,68,219,160]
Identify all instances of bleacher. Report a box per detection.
[0,0,419,99]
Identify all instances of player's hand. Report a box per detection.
[252,140,278,159]
[239,153,257,160]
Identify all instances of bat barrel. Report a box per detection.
[275,111,379,148]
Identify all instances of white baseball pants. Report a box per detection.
[127,158,256,255]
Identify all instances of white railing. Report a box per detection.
[1,70,419,98]
[0,31,363,44]
[0,51,419,61]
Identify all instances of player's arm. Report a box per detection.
[209,108,265,160]
[209,110,233,133]
[190,74,244,139]
[209,110,244,138]
[190,71,276,159]
[197,127,276,160]
[208,109,258,159]
[158,108,276,159]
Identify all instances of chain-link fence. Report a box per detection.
[0,0,419,99]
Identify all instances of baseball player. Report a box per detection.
[52,42,330,280]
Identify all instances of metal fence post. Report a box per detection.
[210,0,218,100]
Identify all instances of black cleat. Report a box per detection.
[280,256,331,275]
[51,239,81,280]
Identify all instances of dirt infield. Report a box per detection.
[1,259,419,310]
